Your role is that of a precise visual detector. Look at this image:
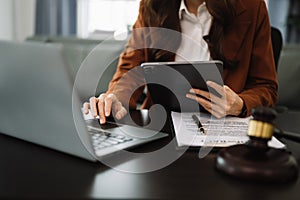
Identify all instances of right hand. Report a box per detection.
[83,93,127,124]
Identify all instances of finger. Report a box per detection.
[219,85,238,111]
[206,81,225,97]
[186,93,212,110]
[224,85,236,95]
[223,86,244,115]
[196,98,225,118]
[186,94,225,117]
[207,101,226,118]
[113,101,127,120]
[189,88,223,106]
[206,106,226,118]
[89,97,99,117]
[98,94,106,124]
[189,88,211,100]
[104,94,116,117]
[83,102,90,114]
[115,107,127,120]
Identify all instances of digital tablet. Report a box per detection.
[141,61,223,112]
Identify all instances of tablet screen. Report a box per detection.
[141,61,223,112]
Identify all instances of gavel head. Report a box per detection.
[246,107,277,150]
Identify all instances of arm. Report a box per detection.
[239,1,278,116]
[83,1,148,123]
[106,1,147,109]
[186,0,278,118]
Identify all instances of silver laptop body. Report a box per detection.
[0,41,167,161]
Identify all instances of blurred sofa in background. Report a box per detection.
[26,36,127,102]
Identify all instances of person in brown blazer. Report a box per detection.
[84,0,278,124]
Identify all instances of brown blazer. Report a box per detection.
[107,0,278,117]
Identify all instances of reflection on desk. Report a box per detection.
[0,110,299,199]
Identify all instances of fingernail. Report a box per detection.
[207,81,212,85]
[100,118,105,124]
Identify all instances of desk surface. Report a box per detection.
[0,110,300,199]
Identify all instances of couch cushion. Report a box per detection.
[27,36,127,101]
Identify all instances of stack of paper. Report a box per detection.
[171,112,285,148]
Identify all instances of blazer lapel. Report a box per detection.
[222,0,252,62]
[235,0,247,17]
[223,20,252,62]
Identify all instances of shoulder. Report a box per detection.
[234,0,268,21]
[237,0,267,11]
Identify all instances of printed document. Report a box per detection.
[171,112,285,148]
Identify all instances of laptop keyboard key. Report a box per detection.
[88,126,136,151]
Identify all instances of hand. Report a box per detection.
[83,93,127,124]
[186,81,244,118]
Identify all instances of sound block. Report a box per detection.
[216,144,298,183]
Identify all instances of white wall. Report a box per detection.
[0,0,14,40]
[268,0,290,42]
[0,0,36,41]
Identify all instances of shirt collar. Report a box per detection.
[178,0,188,20]
[178,0,207,20]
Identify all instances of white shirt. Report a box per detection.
[175,0,212,61]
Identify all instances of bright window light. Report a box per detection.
[77,0,140,39]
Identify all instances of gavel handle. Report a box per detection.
[274,128,300,143]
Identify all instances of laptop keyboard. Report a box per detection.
[87,126,134,150]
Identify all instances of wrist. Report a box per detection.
[238,101,247,117]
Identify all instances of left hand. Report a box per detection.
[186,81,244,118]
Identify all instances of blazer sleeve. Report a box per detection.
[106,1,147,109]
[239,1,278,116]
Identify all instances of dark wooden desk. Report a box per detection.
[0,110,299,199]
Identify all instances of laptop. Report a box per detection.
[141,61,223,112]
[0,41,167,162]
